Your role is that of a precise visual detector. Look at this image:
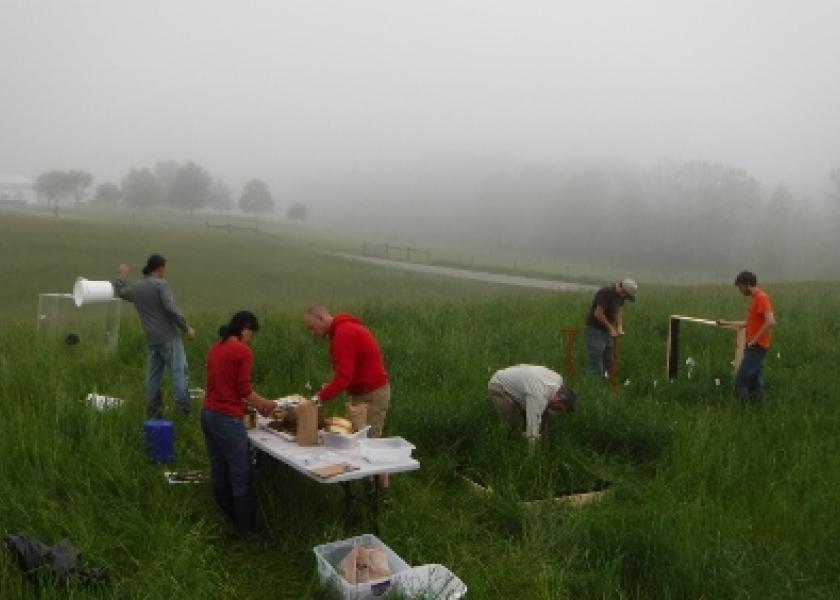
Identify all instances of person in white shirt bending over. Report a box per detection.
[488,364,577,447]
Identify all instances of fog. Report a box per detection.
[2,1,840,278]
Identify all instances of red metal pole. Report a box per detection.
[560,327,579,379]
[609,335,620,390]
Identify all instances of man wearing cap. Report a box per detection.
[112,254,195,417]
[488,364,577,446]
[584,278,637,378]
[718,270,776,404]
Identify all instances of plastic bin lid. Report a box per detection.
[392,564,467,599]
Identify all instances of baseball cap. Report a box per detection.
[620,278,638,302]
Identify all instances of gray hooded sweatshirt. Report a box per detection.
[112,274,188,345]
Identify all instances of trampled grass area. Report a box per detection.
[2,210,840,598]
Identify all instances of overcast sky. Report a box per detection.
[2,0,838,194]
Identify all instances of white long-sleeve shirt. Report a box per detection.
[489,365,562,440]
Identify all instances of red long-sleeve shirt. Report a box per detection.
[319,314,389,402]
[203,338,254,417]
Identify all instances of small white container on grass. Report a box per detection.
[313,533,410,599]
[359,437,415,464]
[85,393,123,411]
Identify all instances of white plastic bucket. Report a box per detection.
[73,278,114,307]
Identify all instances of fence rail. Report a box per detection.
[206,223,260,235]
[362,242,431,262]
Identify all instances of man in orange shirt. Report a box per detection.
[718,271,776,403]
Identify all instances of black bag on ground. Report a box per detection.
[4,532,108,587]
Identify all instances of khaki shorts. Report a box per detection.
[488,383,525,432]
[348,383,390,438]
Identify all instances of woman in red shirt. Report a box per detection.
[201,310,275,539]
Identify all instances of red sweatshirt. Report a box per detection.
[203,338,254,417]
[319,314,389,402]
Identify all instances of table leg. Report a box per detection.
[340,479,381,535]
[370,482,380,536]
[341,481,353,521]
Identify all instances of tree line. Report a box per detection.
[306,158,840,281]
[33,161,308,221]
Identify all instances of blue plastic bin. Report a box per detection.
[144,419,175,463]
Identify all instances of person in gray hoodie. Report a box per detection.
[112,254,195,417]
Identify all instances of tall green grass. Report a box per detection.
[2,211,840,597]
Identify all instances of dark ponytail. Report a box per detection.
[142,253,166,275]
[218,310,260,342]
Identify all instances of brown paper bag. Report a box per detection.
[355,545,371,583]
[365,544,390,580]
[345,401,368,433]
[296,398,318,446]
[339,545,359,584]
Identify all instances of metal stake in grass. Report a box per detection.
[560,327,579,380]
[609,335,620,390]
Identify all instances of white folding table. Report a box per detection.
[247,419,420,531]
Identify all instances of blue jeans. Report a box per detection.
[146,337,190,417]
[735,345,767,404]
[585,326,613,377]
[201,409,256,532]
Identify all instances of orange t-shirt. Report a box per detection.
[746,289,773,348]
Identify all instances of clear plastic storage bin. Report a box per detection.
[359,437,415,464]
[313,533,410,599]
[320,426,370,450]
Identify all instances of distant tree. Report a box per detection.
[239,179,274,215]
[169,162,212,216]
[760,183,795,274]
[286,201,307,222]
[647,160,762,269]
[121,168,163,213]
[207,179,234,211]
[34,170,76,216]
[830,167,840,219]
[67,170,93,205]
[34,171,68,206]
[155,160,180,208]
[93,183,122,207]
[831,167,840,196]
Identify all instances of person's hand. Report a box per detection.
[186,327,196,340]
[609,328,619,337]
[117,263,129,278]
[256,398,275,417]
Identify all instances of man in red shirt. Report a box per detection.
[718,271,776,404]
[304,305,391,489]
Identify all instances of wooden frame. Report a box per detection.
[666,314,746,379]
[458,473,609,509]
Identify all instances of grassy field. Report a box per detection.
[1,209,839,598]
[3,203,728,286]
